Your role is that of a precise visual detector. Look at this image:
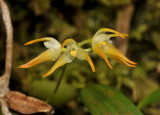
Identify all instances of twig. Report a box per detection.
[0,1,55,115]
[0,0,13,91]
[0,97,11,115]
[0,0,13,114]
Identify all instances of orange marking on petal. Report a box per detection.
[113,52,137,65]
[103,55,113,70]
[122,34,128,37]
[42,64,57,78]
[84,51,95,72]
[95,28,128,39]
[104,42,137,65]
[114,52,137,65]
[24,37,52,45]
[18,49,57,68]
[18,58,41,68]
[109,33,128,38]
[120,58,136,67]
[108,52,137,67]
[122,57,137,65]
[94,44,113,70]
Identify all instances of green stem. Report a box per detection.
[47,65,67,103]
[84,48,93,52]
[78,39,92,47]
[53,65,67,95]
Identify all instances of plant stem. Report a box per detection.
[78,39,92,47]
[84,48,92,52]
[53,65,67,95]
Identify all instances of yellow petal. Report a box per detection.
[84,52,95,72]
[61,39,76,48]
[77,48,95,72]
[104,42,137,67]
[42,52,74,78]
[93,44,113,70]
[94,28,128,39]
[109,33,128,38]
[18,48,61,68]
[24,37,54,45]
[119,58,136,67]
[110,55,122,63]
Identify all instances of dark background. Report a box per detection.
[0,0,160,114]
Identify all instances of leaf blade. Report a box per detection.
[137,89,160,109]
[80,84,143,115]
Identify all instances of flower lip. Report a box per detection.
[61,38,79,58]
[62,38,96,72]
[70,50,77,57]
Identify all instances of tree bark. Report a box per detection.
[115,4,135,55]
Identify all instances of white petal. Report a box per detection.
[44,38,61,49]
[92,34,110,48]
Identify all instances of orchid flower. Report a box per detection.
[18,37,61,68]
[42,39,95,78]
[18,38,95,78]
[91,28,137,69]
[18,37,62,77]
[18,28,137,78]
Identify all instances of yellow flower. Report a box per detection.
[18,28,137,78]
[18,37,61,69]
[43,39,95,78]
[92,28,137,69]
[18,38,95,78]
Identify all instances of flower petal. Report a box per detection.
[94,28,128,39]
[18,48,61,68]
[109,33,128,38]
[61,39,76,48]
[108,55,122,63]
[93,44,113,70]
[104,42,137,66]
[77,48,95,72]
[42,52,74,78]
[25,37,53,45]
[24,37,61,49]
[119,58,136,67]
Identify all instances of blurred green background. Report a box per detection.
[0,0,160,114]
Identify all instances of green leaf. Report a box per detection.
[138,89,160,109]
[80,84,143,115]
